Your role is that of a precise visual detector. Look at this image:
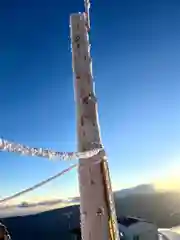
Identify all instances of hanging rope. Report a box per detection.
[0,157,105,205]
[0,138,102,160]
[0,164,77,204]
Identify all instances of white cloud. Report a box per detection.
[0,198,80,218]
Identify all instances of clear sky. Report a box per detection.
[0,0,180,204]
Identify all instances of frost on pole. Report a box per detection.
[70,2,120,239]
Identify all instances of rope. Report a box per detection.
[0,157,105,205]
[0,164,77,204]
[0,138,102,160]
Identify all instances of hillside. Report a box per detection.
[1,190,180,239]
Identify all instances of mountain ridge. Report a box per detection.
[0,184,156,218]
[1,188,180,240]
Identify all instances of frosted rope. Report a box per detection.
[0,138,102,160]
[0,157,105,205]
[0,164,77,204]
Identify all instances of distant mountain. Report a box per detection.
[0,184,156,219]
[114,184,156,199]
[2,191,180,240]
[69,184,156,203]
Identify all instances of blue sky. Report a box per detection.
[0,0,180,203]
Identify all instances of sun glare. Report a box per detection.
[154,163,180,191]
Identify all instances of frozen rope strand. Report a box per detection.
[0,157,105,205]
[0,164,77,204]
[0,138,102,160]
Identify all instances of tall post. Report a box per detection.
[70,1,120,239]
